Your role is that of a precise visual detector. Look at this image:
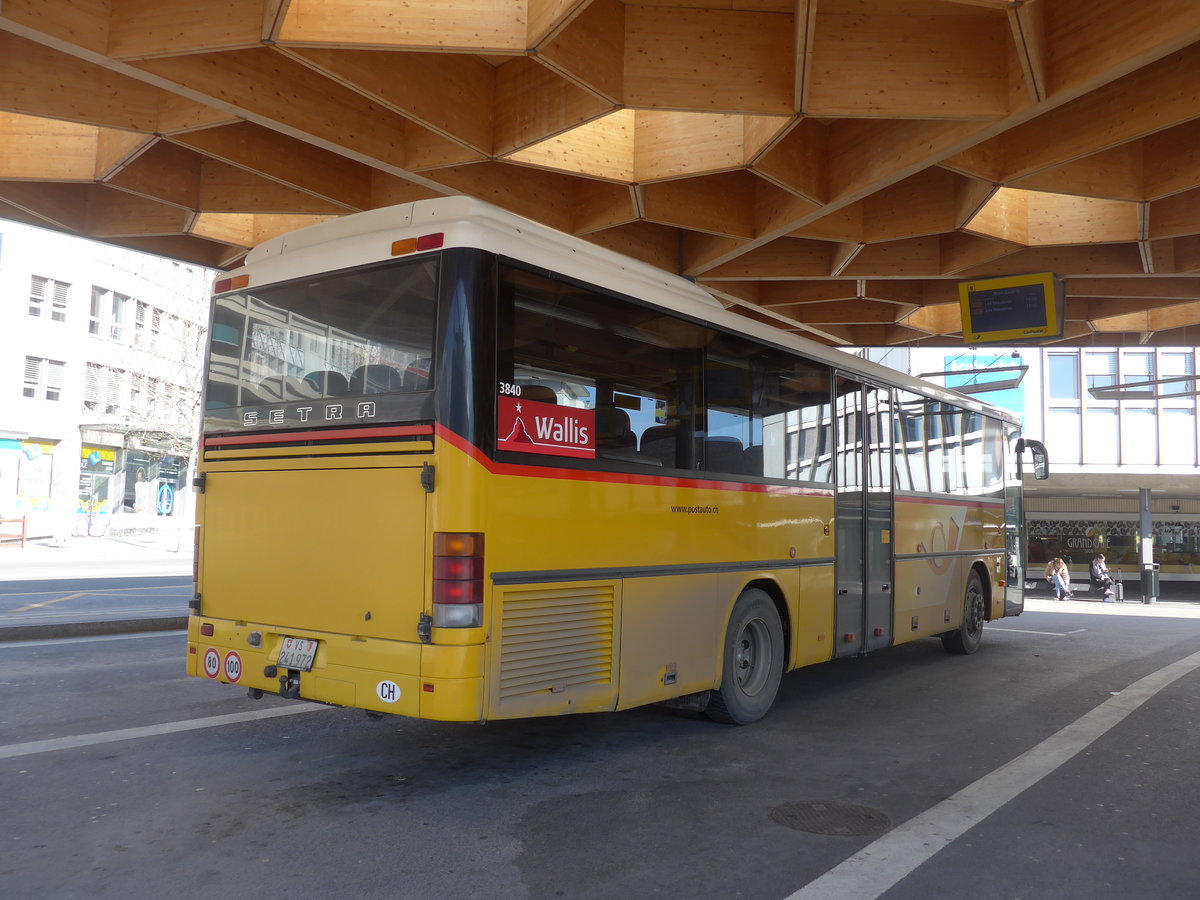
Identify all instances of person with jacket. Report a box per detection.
[1045,557,1071,600]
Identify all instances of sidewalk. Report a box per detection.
[0,532,192,582]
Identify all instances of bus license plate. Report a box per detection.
[277,637,318,671]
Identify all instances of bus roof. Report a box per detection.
[232,197,1021,427]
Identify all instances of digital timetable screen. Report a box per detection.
[958,272,1065,345]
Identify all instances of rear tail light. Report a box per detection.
[433,532,483,628]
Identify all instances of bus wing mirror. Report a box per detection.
[1017,438,1049,480]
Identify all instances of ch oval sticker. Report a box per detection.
[376,680,400,704]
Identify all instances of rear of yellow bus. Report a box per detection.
[187,244,494,721]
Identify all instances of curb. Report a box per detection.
[0,616,188,642]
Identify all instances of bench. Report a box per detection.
[0,516,27,547]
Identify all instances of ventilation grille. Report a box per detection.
[499,585,615,700]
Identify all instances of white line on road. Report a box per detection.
[0,704,334,760]
[0,630,186,649]
[988,627,1088,636]
[785,647,1200,900]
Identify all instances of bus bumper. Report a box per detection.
[187,616,484,721]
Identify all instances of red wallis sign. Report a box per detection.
[498,395,595,459]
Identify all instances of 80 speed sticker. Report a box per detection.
[203,648,220,678]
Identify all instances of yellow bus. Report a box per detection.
[188,197,1048,725]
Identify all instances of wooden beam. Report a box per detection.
[87,186,194,237]
[940,231,1022,275]
[701,236,834,280]
[94,129,156,180]
[506,109,631,182]
[788,299,901,325]
[752,117,826,204]
[0,112,97,180]
[285,48,496,156]
[191,211,337,247]
[107,233,239,268]
[991,42,1200,183]
[808,5,1008,118]
[171,122,374,210]
[536,0,624,104]
[200,159,351,214]
[581,220,681,272]
[0,0,111,55]
[634,112,753,183]
[367,171,445,209]
[133,48,425,172]
[0,31,161,131]
[570,180,637,235]
[794,0,816,113]
[755,281,858,307]
[1064,277,1200,299]
[105,140,202,209]
[1149,188,1200,241]
[1041,0,1200,97]
[276,0,527,53]
[957,243,1146,277]
[642,171,758,240]
[842,237,941,278]
[527,0,591,48]
[623,6,794,114]
[0,181,91,231]
[1011,142,1144,202]
[1007,0,1046,103]
[108,0,264,60]
[431,161,579,233]
[1143,120,1200,201]
[156,95,242,135]
[862,168,961,243]
[899,303,961,336]
[494,56,614,156]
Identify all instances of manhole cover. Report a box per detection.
[769,800,891,836]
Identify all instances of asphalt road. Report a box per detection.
[0,576,191,637]
[3,602,1200,899]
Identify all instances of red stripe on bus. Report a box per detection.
[205,424,434,447]
[434,424,833,497]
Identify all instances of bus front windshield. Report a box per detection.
[204,256,439,432]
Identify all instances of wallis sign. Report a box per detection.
[497,395,595,459]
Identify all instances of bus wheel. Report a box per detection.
[942,570,985,655]
[706,588,784,725]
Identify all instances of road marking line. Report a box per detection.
[988,627,1087,636]
[785,647,1200,900]
[0,631,185,648]
[10,592,85,612]
[0,705,333,760]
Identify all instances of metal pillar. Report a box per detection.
[1140,488,1157,605]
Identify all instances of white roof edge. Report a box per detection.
[232,197,1018,426]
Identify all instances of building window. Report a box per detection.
[23,356,65,401]
[1161,352,1196,397]
[110,293,128,341]
[1048,354,1079,400]
[1084,351,1117,395]
[85,363,102,411]
[105,368,125,415]
[89,288,104,336]
[30,276,69,321]
[1122,352,1155,395]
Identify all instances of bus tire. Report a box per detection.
[941,569,985,655]
[706,588,784,725]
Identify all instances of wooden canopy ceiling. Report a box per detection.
[4,0,1200,347]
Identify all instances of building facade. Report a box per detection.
[1,221,212,543]
[867,345,1200,592]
